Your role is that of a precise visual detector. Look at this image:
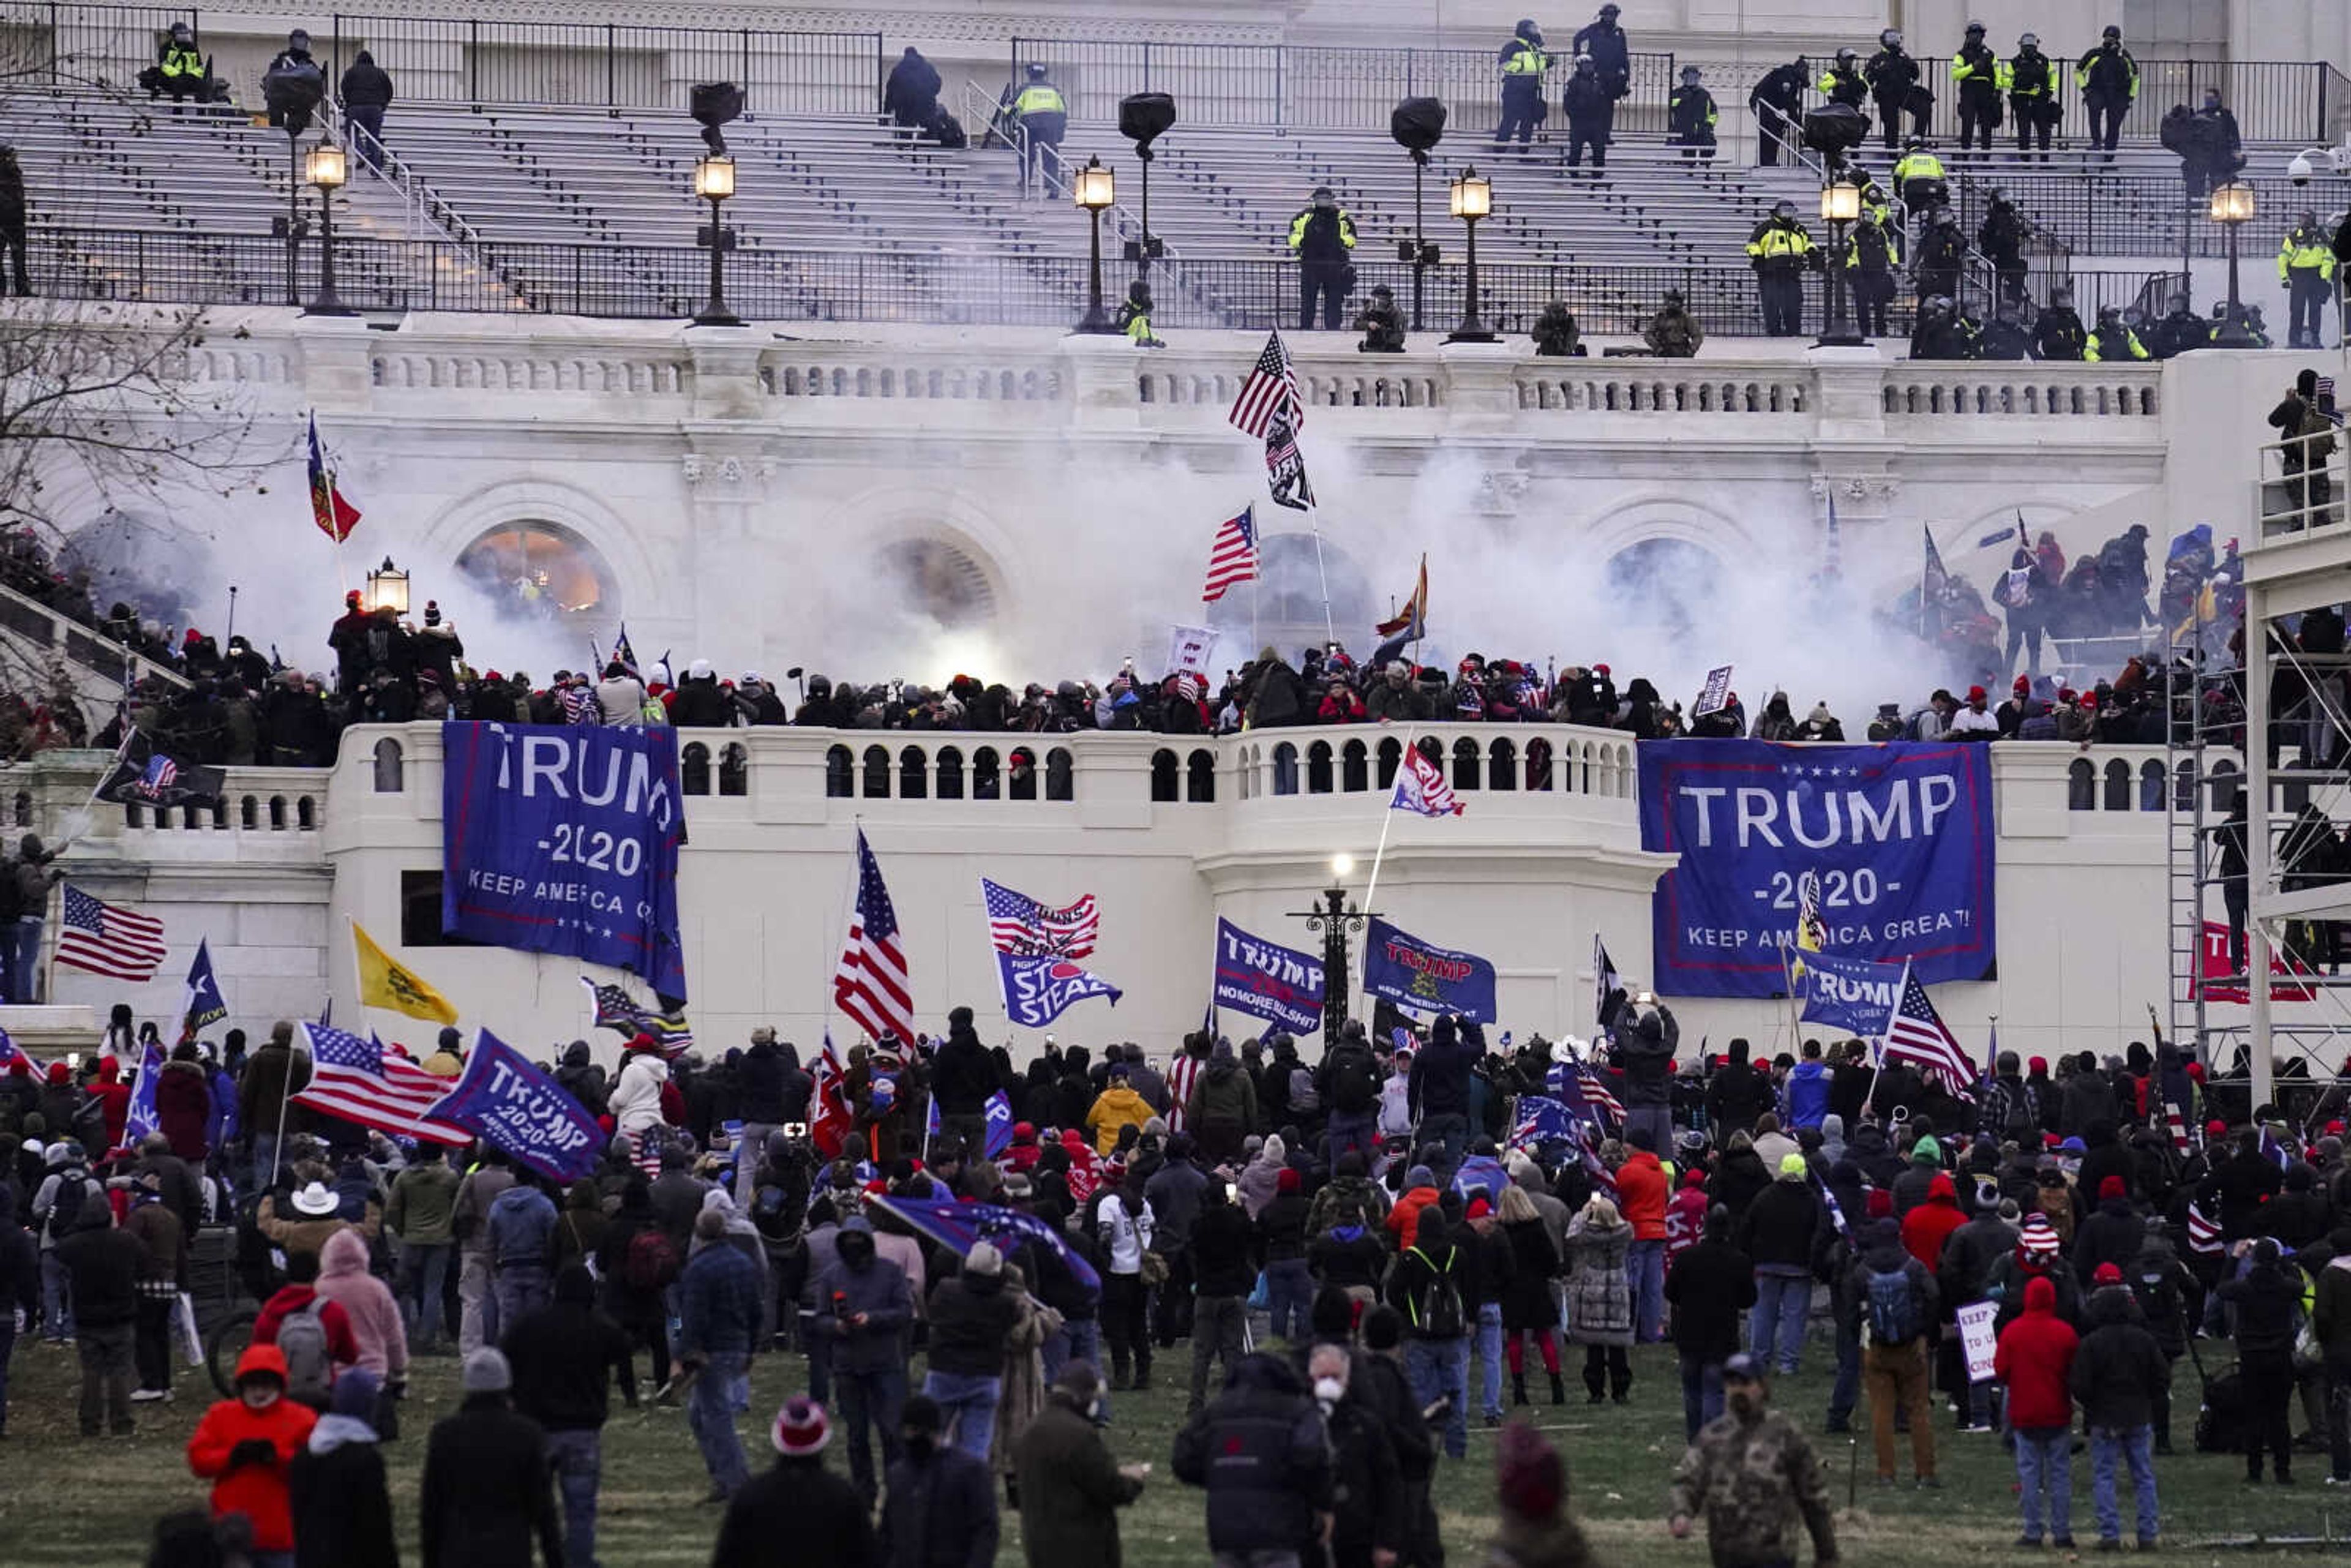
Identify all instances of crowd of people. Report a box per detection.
[7,988,2351,1564]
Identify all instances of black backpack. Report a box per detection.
[1330,1049,1377,1116]
[2194,1366,2245,1454]
[1411,1246,1466,1338]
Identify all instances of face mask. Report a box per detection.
[1314,1377,1346,1405]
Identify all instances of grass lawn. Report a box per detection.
[1,1335,2345,1566]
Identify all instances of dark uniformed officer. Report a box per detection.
[2280,210,2335,349]
[1912,208,1965,305]
[1865,28,1927,151]
[1670,66,1718,163]
[1979,303,2032,361]
[1562,54,1613,171]
[1910,295,1976,361]
[1494,20,1550,154]
[2077,25,2138,157]
[1818,48,1869,111]
[1007,62,1067,195]
[1842,207,1900,337]
[1977,191,2029,306]
[1289,186,1357,331]
[1749,57,1807,167]
[2145,293,2211,358]
[2085,305,2150,362]
[1570,3,1632,140]
[2008,33,2060,160]
[2034,288,2088,359]
[0,143,27,297]
[1952,22,2007,154]
[1643,289,1703,357]
[1746,199,1818,337]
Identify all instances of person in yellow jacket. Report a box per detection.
[2083,305,2150,362]
[1084,1067,1157,1156]
[1289,186,1358,330]
[1114,279,1165,347]
[1494,20,1550,153]
[1818,48,1868,110]
[1951,22,2009,155]
[1746,199,1818,337]
[1002,62,1067,198]
[2279,209,2336,349]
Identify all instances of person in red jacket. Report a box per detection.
[155,1043,216,1161]
[1663,1169,1711,1272]
[187,1343,320,1566]
[89,1056,132,1151]
[252,1252,361,1401]
[1995,1274,2080,1548]
[1900,1172,1966,1269]
[1615,1127,1670,1341]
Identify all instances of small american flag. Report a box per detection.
[1166,1049,1203,1135]
[2186,1200,2222,1255]
[1390,745,1463,817]
[835,829,915,1046]
[2163,1095,2194,1156]
[54,884,168,982]
[1201,505,1260,603]
[981,877,1100,959]
[292,1022,473,1144]
[560,684,597,725]
[1883,961,1974,1098]
[1228,330,1302,437]
[1577,1061,1625,1125]
[1263,402,1315,511]
[137,755,179,799]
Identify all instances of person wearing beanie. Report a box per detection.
[2072,1173,2146,1292]
[1736,1155,1823,1377]
[1939,1182,2023,1432]
[1995,1275,2080,1548]
[929,1005,996,1159]
[880,1392,999,1566]
[1012,1363,1147,1568]
[238,1023,313,1188]
[1260,1165,1316,1345]
[923,1240,1021,1460]
[1488,1418,1595,1568]
[816,1214,914,1502]
[1564,1194,1635,1406]
[1172,1348,1335,1562]
[186,1345,319,1562]
[1614,1124,1670,1344]
[1667,1206,1757,1442]
[1188,1180,1259,1415]
[1387,1163,1444,1248]
[421,1025,466,1079]
[419,1347,561,1567]
[2071,1267,2169,1545]
[1848,1213,1940,1487]
[1385,1206,1474,1459]
[713,1395,874,1568]
[288,1367,396,1568]
[1668,1354,1837,1564]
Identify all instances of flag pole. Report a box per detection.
[1355,797,1397,1021]
[1308,519,1336,650]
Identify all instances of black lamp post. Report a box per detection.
[693,154,741,326]
[1118,92,1174,281]
[1391,97,1447,332]
[1446,165,1495,343]
[2211,179,2255,347]
[1071,155,1118,334]
[302,141,356,317]
[1292,853,1372,1039]
[1815,174,1865,345]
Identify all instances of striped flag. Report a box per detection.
[1263,402,1314,511]
[834,830,915,1046]
[1167,1049,1203,1135]
[981,877,1100,959]
[1510,1095,1578,1150]
[54,883,168,982]
[1577,1061,1625,1126]
[1201,505,1260,602]
[2185,1200,2222,1255]
[2162,1095,2194,1156]
[291,1022,472,1144]
[1883,961,1974,1099]
[306,411,362,543]
[1376,555,1429,638]
[1390,744,1463,817]
[1227,330,1302,437]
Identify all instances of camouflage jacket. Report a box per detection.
[1668,1408,1837,1567]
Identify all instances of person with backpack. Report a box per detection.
[1388,1206,1474,1460]
[1320,1026,1384,1168]
[187,1344,318,1568]
[31,1138,92,1344]
[1995,1274,2080,1549]
[253,1251,361,1410]
[504,1262,637,1568]
[596,1178,677,1395]
[313,1229,407,1431]
[1847,1214,1940,1487]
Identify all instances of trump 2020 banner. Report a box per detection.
[424,1029,604,1184]
[1797,950,1905,1036]
[1637,740,1995,998]
[1362,917,1499,1023]
[441,722,688,999]
[1212,918,1325,1036]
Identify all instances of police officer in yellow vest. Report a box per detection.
[2280,209,2336,349]
[1747,198,1818,337]
[2083,305,2150,361]
[1006,62,1067,197]
[1891,139,1947,224]
[148,21,208,106]
[1290,185,1358,331]
[1952,22,2009,154]
[2008,33,2060,160]
[1494,20,1550,154]
[1819,48,1869,110]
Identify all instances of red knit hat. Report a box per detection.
[771,1396,830,1457]
[2093,1262,2123,1286]
[2205,1119,2228,1138]
[1496,1420,1564,1520]
[1466,1195,1492,1220]
[2098,1176,2126,1201]
[2028,1056,2047,1075]
[1865,1189,1894,1220]
[1277,1168,1301,1194]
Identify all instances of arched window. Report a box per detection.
[239,795,258,830]
[1271,742,1300,797]
[680,741,712,795]
[861,745,891,799]
[936,746,965,800]
[825,745,853,798]
[899,746,929,800]
[1009,748,1037,801]
[1376,737,1403,789]
[2139,759,2166,812]
[372,737,405,793]
[1526,738,1554,791]
[124,801,144,828]
[1187,749,1216,802]
[1489,738,1518,792]
[1046,748,1074,802]
[1341,740,1368,793]
[719,743,749,797]
[1307,741,1335,794]
[454,518,617,628]
[1452,737,1480,791]
[2102,757,2131,811]
[1151,749,1179,803]
[974,747,1002,800]
[269,795,287,830]
[2067,757,2095,811]
[297,797,316,830]
[209,800,228,830]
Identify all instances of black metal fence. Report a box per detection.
[326,15,882,114]
[1962,173,2345,258]
[17,223,2180,343]
[0,1,192,91]
[1904,55,2342,146]
[1006,38,1678,133]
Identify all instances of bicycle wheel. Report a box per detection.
[204,1308,258,1398]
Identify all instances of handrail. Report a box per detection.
[0,577,190,695]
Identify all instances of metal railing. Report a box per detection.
[325,15,882,114]
[12,222,2183,341]
[1970,173,2348,258]
[0,1,192,91]
[1899,56,2347,147]
[1006,37,1676,133]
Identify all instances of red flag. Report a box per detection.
[808,1035,852,1160]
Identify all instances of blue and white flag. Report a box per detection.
[2259,1127,2294,1172]
[996,953,1124,1029]
[1797,950,1905,1037]
[1452,1153,1510,1201]
[983,1089,1015,1159]
[423,1029,604,1184]
[868,1193,1100,1293]
[122,1037,164,1147]
[181,939,229,1042]
[1210,918,1325,1037]
[1509,1094,1578,1150]
[1362,917,1497,1023]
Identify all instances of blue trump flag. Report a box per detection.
[122,1037,164,1147]
[423,1028,604,1184]
[1210,918,1325,1036]
[441,722,687,999]
[1798,950,1906,1036]
[868,1193,1101,1293]
[1452,1153,1511,1201]
[1637,740,1995,998]
[181,939,228,1041]
[1509,1094,1577,1150]
[983,1089,1014,1159]
[1362,917,1498,1023]
[997,953,1123,1029]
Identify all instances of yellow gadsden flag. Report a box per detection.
[353,921,459,1026]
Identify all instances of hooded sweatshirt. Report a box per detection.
[1900,1172,1967,1270]
[187,1345,320,1552]
[1993,1274,2079,1430]
[314,1228,408,1381]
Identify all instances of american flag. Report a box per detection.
[0,1027,36,1074]
[1263,402,1315,511]
[1201,505,1260,603]
[1577,1061,1625,1125]
[2163,1094,2195,1156]
[54,884,168,982]
[580,977,694,1051]
[138,755,179,798]
[1882,961,1974,1098]
[981,877,1100,959]
[1227,330,1302,437]
[1166,1049,1203,1135]
[2186,1199,2222,1255]
[835,829,915,1046]
[291,1022,471,1144]
[1390,744,1463,817]
[1509,1094,1578,1150]
[560,684,597,724]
